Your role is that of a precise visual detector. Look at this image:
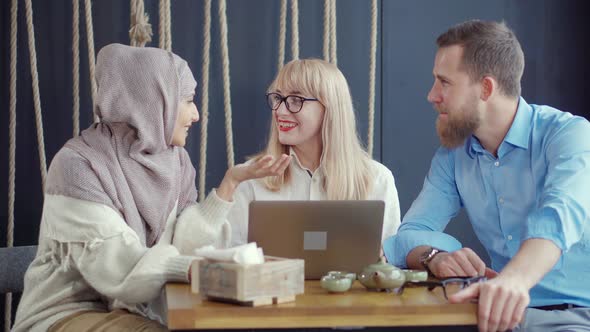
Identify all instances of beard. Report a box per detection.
[435,97,480,149]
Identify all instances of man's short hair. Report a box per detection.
[436,20,524,97]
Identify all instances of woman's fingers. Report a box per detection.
[272,154,291,174]
[250,154,291,178]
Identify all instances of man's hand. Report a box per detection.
[446,239,561,332]
[449,274,529,332]
[429,247,487,277]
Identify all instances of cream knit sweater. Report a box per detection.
[12,191,233,332]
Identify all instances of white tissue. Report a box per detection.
[194,242,265,264]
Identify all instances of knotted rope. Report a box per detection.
[129,0,153,47]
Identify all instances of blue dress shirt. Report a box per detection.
[384,98,590,307]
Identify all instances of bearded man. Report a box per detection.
[383,20,590,332]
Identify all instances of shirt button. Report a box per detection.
[507,235,513,241]
[494,161,500,167]
[499,197,504,204]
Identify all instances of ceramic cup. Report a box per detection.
[321,271,355,293]
[327,271,357,282]
[402,269,428,282]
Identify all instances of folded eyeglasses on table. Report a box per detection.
[397,275,487,301]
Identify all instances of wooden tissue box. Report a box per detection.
[191,256,304,306]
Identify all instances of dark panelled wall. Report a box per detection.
[1,0,589,327]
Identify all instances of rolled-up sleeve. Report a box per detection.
[383,148,463,267]
[524,118,590,251]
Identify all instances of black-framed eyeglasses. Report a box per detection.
[265,92,319,114]
[397,275,487,301]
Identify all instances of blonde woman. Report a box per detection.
[228,59,401,247]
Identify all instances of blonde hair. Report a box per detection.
[256,59,373,200]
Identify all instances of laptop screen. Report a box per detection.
[248,200,385,279]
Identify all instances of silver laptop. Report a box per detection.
[248,200,385,279]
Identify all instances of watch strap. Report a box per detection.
[420,247,446,275]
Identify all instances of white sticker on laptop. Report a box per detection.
[303,231,327,250]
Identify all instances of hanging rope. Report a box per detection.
[218,0,235,168]
[5,0,18,329]
[322,0,337,64]
[290,0,299,60]
[322,0,330,61]
[72,0,80,136]
[165,0,171,51]
[83,0,98,123]
[158,0,165,48]
[198,0,212,201]
[158,0,171,51]
[130,0,136,19]
[367,0,377,156]
[277,0,287,71]
[25,0,48,191]
[129,0,152,47]
[8,0,18,250]
[329,0,337,64]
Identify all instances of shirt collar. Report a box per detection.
[289,147,312,173]
[502,97,532,150]
[467,97,532,158]
[466,136,485,158]
[289,147,323,176]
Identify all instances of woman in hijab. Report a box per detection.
[12,44,289,332]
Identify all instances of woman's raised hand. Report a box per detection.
[229,154,291,183]
[216,154,291,201]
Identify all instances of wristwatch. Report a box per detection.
[419,247,446,275]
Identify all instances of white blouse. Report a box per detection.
[227,151,401,247]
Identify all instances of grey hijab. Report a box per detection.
[48,44,198,246]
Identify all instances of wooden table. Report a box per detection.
[166,281,477,331]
